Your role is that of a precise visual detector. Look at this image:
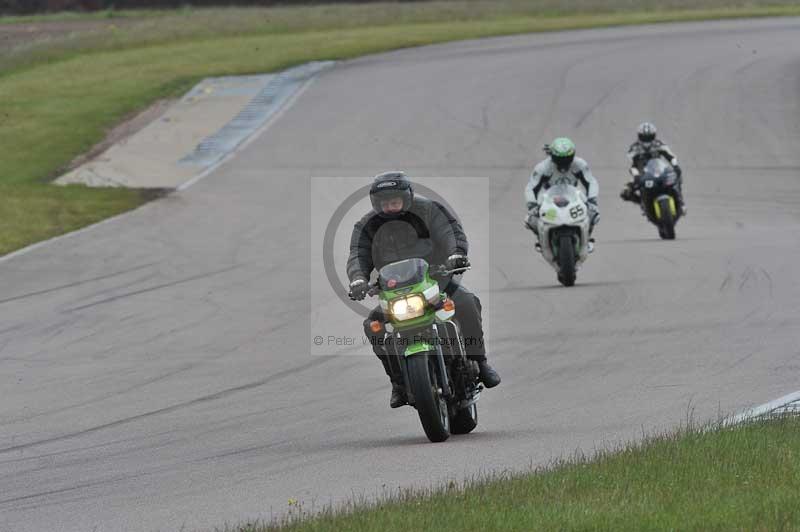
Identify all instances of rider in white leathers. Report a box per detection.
[524,137,600,250]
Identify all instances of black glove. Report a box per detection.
[673,164,683,179]
[446,254,470,270]
[620,185,633,201]
[348,278,369,301]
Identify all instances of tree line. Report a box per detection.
[2,0,408,15]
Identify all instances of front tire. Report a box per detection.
[557,233,576,286]
[657,197,676,240]
[406,355,450,442]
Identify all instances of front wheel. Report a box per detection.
[406,355,450,442]
[657,197,676,240]
[557,233,576,286]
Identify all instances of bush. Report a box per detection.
[1,0,103,14]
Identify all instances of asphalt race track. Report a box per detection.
[1,18,799,532]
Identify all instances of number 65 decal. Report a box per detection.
[569,205,585,219]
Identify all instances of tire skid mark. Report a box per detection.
[0,316,86,362]
[194,436,297,463]
[760,267,774,297]
[493,264,510,287]
[719,272,731,292]
[2,394,330,477]
[0,323,24,336]
[0,364,196,427]
[433,99,518,161]
[61,272,159,307]
[654,252,680,268]
[1,455,197,511]
[536,42,630,147]
[0,474,132,507]
[0,355,339,456]
[27,315,83,347]
[0,262,157,306]
[458,101,492,156]
[4,433,189,479]
[63,264,244,312]
[710,350,758,377]
[739,265,755,292]
[0,424,179,465]
[574,78,626,129]
[733,55,767,76]
[0,459,193,512]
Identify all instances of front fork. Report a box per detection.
[653,194,677,219]
[389,323,457,404]
[431,324,451,398]
[441,319,482,409]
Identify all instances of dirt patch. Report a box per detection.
[65,97,175,172]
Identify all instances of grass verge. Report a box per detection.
[1,2,799,256]
[249,415,800,531]
[0,184,161,255]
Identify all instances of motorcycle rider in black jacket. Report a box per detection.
[347,172,501,408]
[621,122,687,214]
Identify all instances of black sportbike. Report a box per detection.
[628,158,683,239]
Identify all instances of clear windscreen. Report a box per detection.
[643,158,674,180]
[378,258,429,289]
[544,184,580,205]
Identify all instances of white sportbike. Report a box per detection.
[536,184,592,286]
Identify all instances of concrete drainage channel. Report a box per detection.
[179,61,335,171]
[723,391,800,426]
[3,61,336,264]
[57,61,335,190]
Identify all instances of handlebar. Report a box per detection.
[363,265,472,298]
[432,265,471,276]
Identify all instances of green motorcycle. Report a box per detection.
[366,257,482,442]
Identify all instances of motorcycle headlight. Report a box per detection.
[389,294,426,321]
[552,196,570,208]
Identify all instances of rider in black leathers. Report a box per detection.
[347,172,501,408]
[621,122,686,214]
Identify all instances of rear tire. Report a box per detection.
[406,355,450,442]
[557,233,576,286]
[658,197,676,240]
[451,403,478,435]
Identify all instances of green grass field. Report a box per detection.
[2,1,800,256]
[249,416,800,531]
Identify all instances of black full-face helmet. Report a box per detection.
[637,122,657,147]
[369,171,414,218]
